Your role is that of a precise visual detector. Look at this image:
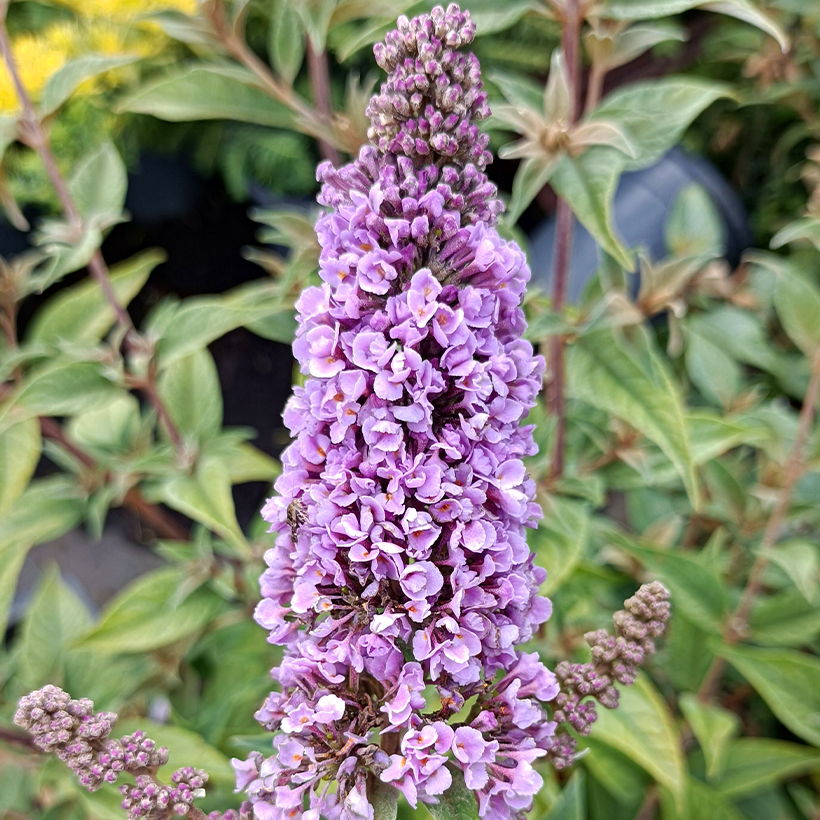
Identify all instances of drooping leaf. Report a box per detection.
[425,767,480,820]
[567,326,699,506]
[117,64,295,128]
[549,148,633,269]
[41,54,140,116]
[749,588,820,648]
[700,1,788,51]
[28,249,164,345]
[719,644,820,748]
[590,78,731,171]
[771,216,820,253]
[75,565,224,653]
[715,739,820,797]
[269,0,305,84]
[0,418,41,515]
[157,348,223,443]
[592,673,687,809]
[679,693,740,780]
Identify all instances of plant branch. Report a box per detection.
[697,346,820,702]
[548,0,582,481]
[307,42,342,166]
[39,418,190,541]
[205,0,337,149]
[0,13,183,450]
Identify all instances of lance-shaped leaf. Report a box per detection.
[41,54,140,116]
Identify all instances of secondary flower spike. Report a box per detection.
[240,5,556,819]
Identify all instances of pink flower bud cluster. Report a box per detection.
[14,685,251,820]
[548,581,671,770]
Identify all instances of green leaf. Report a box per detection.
[157,453,250,556]
[582,737,649,804]
[700,1,788,51]
[774,268,820,357]
[0,477,83,637]
[771,216,820,253]
[679,693,740,780]
[15,565,92,689]
[719,644,820,748]
[464,0,532,35]
[245,307,299,344]
[546,771,586,820]
[68,393,141,455]
[549,148,633,269]
[69,141,128,225]
[602,0,790,46]
[665,613,714,691]
[151,279,292,365]
[117,64,295,128]
[113,718,235,785]
[715,739,820,797]
[506,154,560,226]
[488,69,545,111]
[530,495,589,596]
[425,767,479,820]
[28,249,164,345]
[157,348,223,443]
[293,0,337,51]
[666,184,724,257]
[762,539,820,605]
[370,781,399,820]
[269,0,305,84]
[0,418,41,515]
[749,588,820,648]
[567,326,699,506]
[0,361,120,434]
[684,325,742,409]
[613,537,727,633]
[592,673,687,809]
[591,78,731,170]
[41,54,140,116]
[659,778,744,820]
[76,565,224,653]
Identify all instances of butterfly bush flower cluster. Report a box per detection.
[241,6,557,820]
[13,685,251,820]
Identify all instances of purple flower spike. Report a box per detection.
[242,5,558,819]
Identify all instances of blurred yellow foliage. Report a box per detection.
[0,0,197,113]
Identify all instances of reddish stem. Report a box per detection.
[307,42,341,166]
[548,0,581,480]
